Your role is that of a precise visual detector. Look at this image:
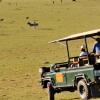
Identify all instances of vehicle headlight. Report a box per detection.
[98,76,100,80]
[39,68,43,74]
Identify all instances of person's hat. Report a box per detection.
[81,45,85,50]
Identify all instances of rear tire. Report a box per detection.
[47,82,55,100]
[77,79,91,100]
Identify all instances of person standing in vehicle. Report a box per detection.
[92,38,100,55]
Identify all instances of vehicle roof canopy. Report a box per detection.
[50,29,100,43]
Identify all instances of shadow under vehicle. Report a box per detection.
[39,29,100,100]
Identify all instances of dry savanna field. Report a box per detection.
[0,0,100,100]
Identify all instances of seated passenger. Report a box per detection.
[79,45,89,65]
[79,45,88,57]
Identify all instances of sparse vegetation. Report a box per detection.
[0,0,2,3]
[0,0,100,100]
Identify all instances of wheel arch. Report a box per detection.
[42,77,54,88]
[74,74,87,86]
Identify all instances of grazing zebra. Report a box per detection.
[27,21,39,28]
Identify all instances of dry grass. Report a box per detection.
[0,0,100,100]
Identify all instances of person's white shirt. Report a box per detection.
[79,51,88,56]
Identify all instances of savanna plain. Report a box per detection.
[0,0,100,100]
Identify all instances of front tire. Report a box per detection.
[77,79,91,100]
[47,82,55,100]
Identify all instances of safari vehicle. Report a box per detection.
[39,29,100,100]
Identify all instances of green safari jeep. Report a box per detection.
[39,29,100,100]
